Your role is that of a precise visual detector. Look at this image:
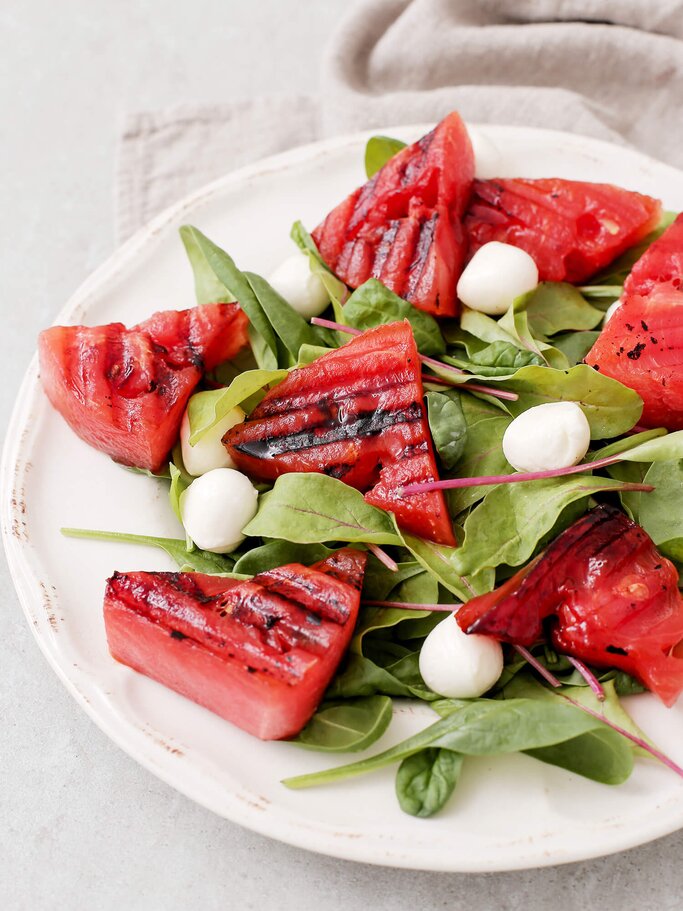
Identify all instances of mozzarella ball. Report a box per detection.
[419,613,503,699]
[180,405,245,476]
[468,127,501,179]
[457,241,539,315]
[502,402,591,473]
[180,468,258,553]
[268,253,329,320]
[604,300,622,323]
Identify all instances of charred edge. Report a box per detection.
[606,645,629,656]
[254,372,411,419]
[405,212,438,298]
[233,401,423,460]
[371,220,401,276]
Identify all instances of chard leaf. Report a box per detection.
[60,528,236,574]
[343,279,446,356]
[503,364,643,439]
[453,475,642,575]
[242,473,402,546]
[364,135,407,178]
[426,391,467,469]
[290,696,393,753]
[395,749,464,817]
[187,369,287,444]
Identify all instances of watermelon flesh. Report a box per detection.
[103,549,367,740]
[465,178,662,283]
[585,213,683,429]
[224,321,456,546]
[312,112,474,317]
[39,303,249,472]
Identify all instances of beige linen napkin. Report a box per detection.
[117,0,683,240]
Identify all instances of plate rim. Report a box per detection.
[4,122,683,872]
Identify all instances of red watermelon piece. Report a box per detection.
[39,303,248,472]
[585,214,683,429]
[103,548,367,739]
[465,178,661,283]
[224,321,456,546]
[312,112,474,317]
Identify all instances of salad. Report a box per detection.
[39,112,683,820]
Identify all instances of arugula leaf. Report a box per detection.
[187,369,287,444]
[453,475,644,575]
[60,528,237,574]
[395,749,464,817]
[426,391,467,469]
[290,696,393,753]
[343,279,446,356]
[503,364,643,439]
[364,135,407,178]
[242,473,402,546]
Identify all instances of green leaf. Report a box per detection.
[552,330,601,366]
[361,559,426,602]
[523,283,603,337]
[290,220,348,309]
[395,749,464,817]
[326,652,438,701]
[282,697,616,789]
[168,443,192,524]
[342,279,446,356]
[589,427,667,462]
[618,430,683,463]
[179,223,236,305]
[398,526,494,600]
[528,728,633,784]
[453,475,643,575]
[364,135,407,178]
[187,369,287,444]
[242,473,402,546]
[426,391,467,470]
[628,459,683,546]
[498,295,569,369]
[232,540,335,575]
[445,341,544,377]
[590,211,678,286]
[290,696,393,753]
[60,528,236,574]
[503,364,643,439]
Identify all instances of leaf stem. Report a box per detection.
[366,544,399,573]
[361,600,454,612]
[514,645,562,688]
[398,455,656,497]
[310,317,518,402]
[567,656,606,701]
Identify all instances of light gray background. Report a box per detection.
[1,3,682,909]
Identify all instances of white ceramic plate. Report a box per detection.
[4,124,683,872]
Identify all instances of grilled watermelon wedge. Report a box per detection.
[224,321,456,545]
[585,213,683,429]
[103,549,367,740]
[465,178,661,283]
[312,112,474,317]
[39,303,248,472]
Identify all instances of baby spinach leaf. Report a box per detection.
[187,369,288,444]
[453,475,642,575]
[398,526,494,599]
[282,697,613,789]
[343,279,446,356]
[446,341,543,377]
[589,428,667,462]
[290,220,349,311]
[460,308,519,346]
[395,749,464,817]
[179,223,236,305]
[552,330,601,366]
[242,473,402,546]
[362,559,425,601]
[60,528,236,574]
[364,135,407,178]
[503,364,643,439]
[232,540,335,575]
[168,443,192,524]
[523,283,603,337]
[618,430,683,463]
[499,296,569,368]
[629,459,683,547]
[290,696,393,753]
[426,391,467,469]
[326,652,438,701]
[528,728,633,784]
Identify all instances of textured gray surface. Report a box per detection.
[2,3,683,909]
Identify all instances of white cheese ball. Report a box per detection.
[457,241,539,315]
[419,613,503,699]
[180,468,258,553]
[502,402,591,473]
[468,127,501,179]
[268,253,329,320]
[180,405,245,477]
[604,300,622,323]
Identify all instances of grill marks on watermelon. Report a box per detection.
[38,303,248,472]
[103,549,367,740]
[464,177,662,283]
[586,214,683,429]
[312,112,474,317]
[224,321,456,546]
